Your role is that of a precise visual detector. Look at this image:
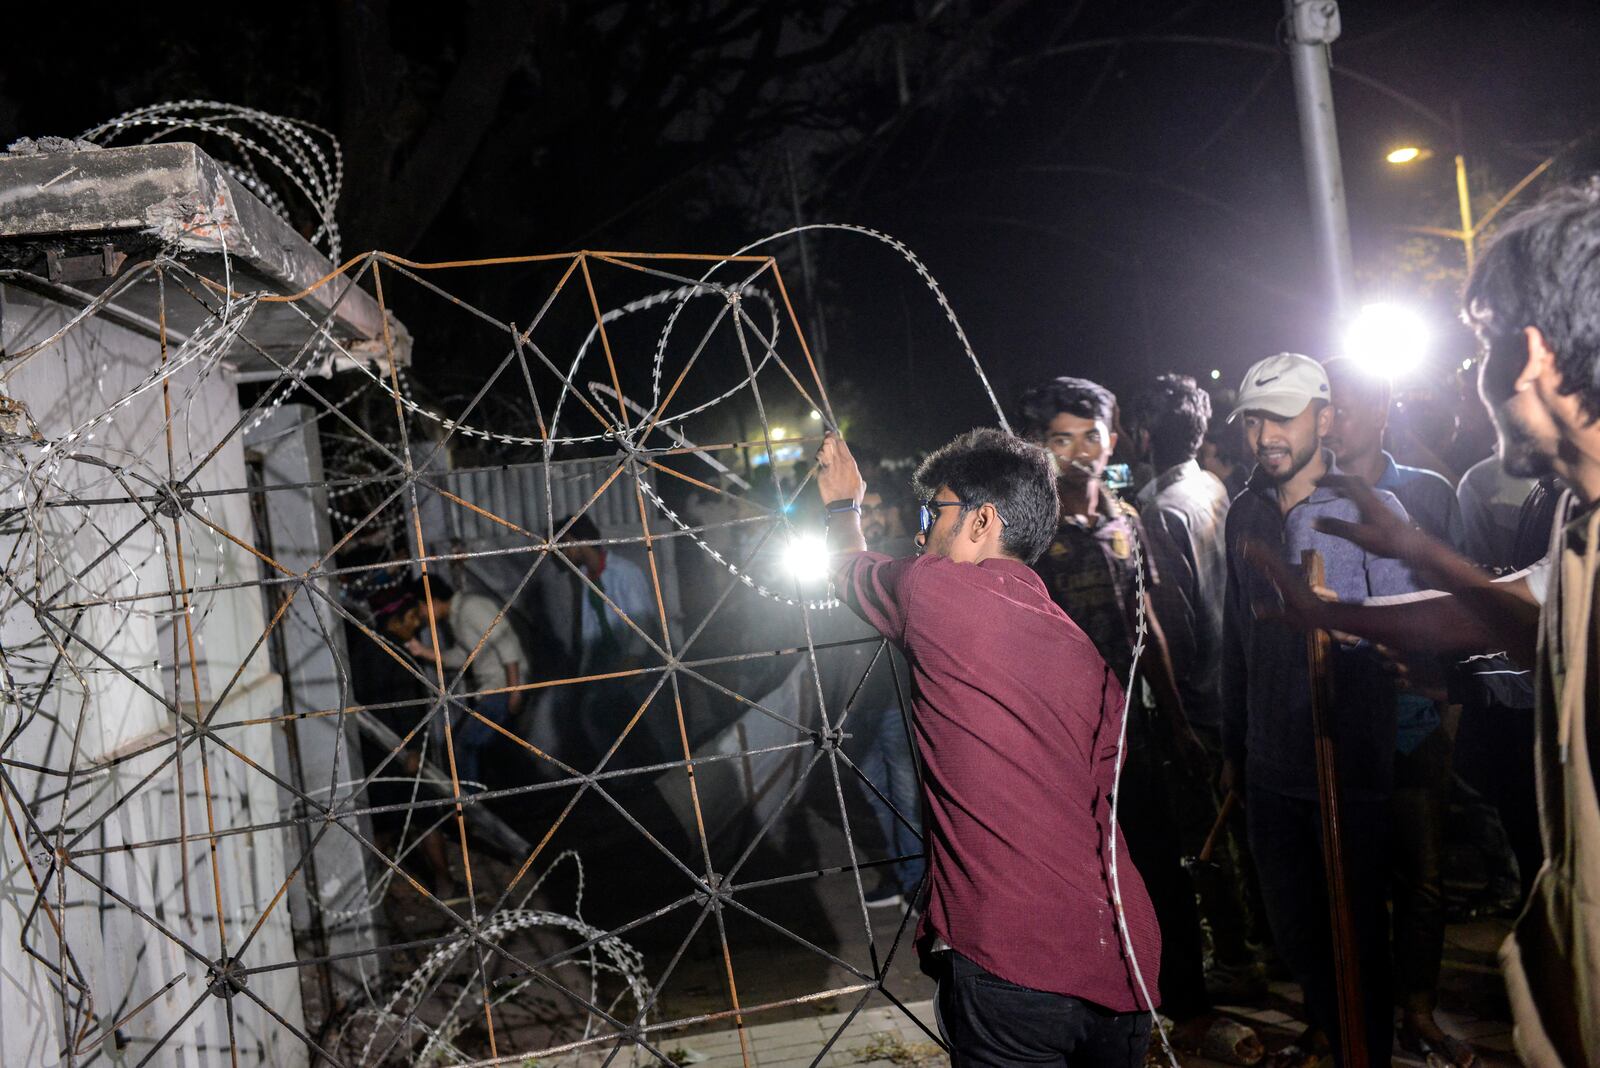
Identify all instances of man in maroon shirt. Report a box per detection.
[817,428,1161,1067]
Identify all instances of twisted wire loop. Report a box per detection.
[0,190,1166,1066]
[82,101,344,262]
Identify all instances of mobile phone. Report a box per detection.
[1104,463,1132,491]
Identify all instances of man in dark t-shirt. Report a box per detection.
[1017,376,1223,1042]
[1033,489,1153,678]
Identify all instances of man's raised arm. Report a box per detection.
[814,431,920,644]
[816,432,868,557]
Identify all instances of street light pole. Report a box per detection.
[1388,147,1559,270]
[1454,151,1475,273]
[1285,0,1357,322]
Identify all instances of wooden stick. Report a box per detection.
[1303,549,1367,1068]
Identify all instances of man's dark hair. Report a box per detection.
[912,428,1058,563]
[1126,374,1212,466]
[1464,179,1600,419]
[368,574,450,623]
[1320,356,1392,410]
[556,513,601,542]
[1015,376,1116,440]
[367,577,419,625]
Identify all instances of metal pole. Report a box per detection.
[1455,154,1475,274]
[1285,0,1356,322]
[1452,103,1476,274]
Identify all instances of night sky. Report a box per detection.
[5,0,1598,455]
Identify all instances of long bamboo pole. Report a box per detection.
[1303,549,1366,1068]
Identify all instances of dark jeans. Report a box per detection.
[454,692,511,790]
[1248,787,1393,1067]
[1187,724,1270,967]
[1454,696,1541,898]
[1117,736,1210,1020]
[1391,712,1455,1014]
[857,707,927,896]
[936,952,1152,1067]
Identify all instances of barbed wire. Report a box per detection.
[81,101,344,261]
[0,142,1173,1065]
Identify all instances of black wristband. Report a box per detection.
[825,499,860,515]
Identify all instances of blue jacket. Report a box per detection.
[1221,453,1422,801]
[1376,451,1462,550]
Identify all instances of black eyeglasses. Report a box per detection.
[918,499,965,535]
[918,498,1007,535]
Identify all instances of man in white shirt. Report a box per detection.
[409,577,527,791]
[1457,455,1537,570]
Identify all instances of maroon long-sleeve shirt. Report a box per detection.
[836,550,1161,1011]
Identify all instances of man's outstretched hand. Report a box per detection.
[1241,540,1331,633]
[816,431,866,507]
[1242,540,1368,644]
[1312,474,1422,562]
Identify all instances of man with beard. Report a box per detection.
[1245,184,1600,1066]
[1221,352,1422,1066]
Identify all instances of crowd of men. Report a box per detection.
[819,181,1600,1067]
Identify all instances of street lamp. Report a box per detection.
[1386,144,1477,272]
[1385,145,1559,275]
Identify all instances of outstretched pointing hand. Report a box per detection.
[1242,539,1329,632]
[1312,474,1422,562]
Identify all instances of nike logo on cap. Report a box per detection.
[1254,374,1281,386]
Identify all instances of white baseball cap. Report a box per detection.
[1228,353,1330,422]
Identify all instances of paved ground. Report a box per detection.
[606,918,1523,1068]
[405,792,1525,1067]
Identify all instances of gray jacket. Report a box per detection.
[1137,459,1230,729]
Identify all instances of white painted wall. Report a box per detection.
[0,285,307,1067]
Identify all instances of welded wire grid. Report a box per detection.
[0,234,1012,1068]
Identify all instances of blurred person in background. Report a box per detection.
[554,513,658,767]
[850,486,925,908]
[1322,356,1474,1066]
[407,577,528,793]
[1126,374,1269,1009]
[1458,454,1538,571]
[1386,384,1461,484]
[1125,375,1231,753]
[1200,423,1251,501]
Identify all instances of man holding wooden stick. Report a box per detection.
[1220,353,1424,1066]
[1249,183,1600,1067]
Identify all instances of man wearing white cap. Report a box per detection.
[1220,352,1423,1066]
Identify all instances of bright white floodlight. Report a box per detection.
[1345,303,1429,377]
[783,531,831,583]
